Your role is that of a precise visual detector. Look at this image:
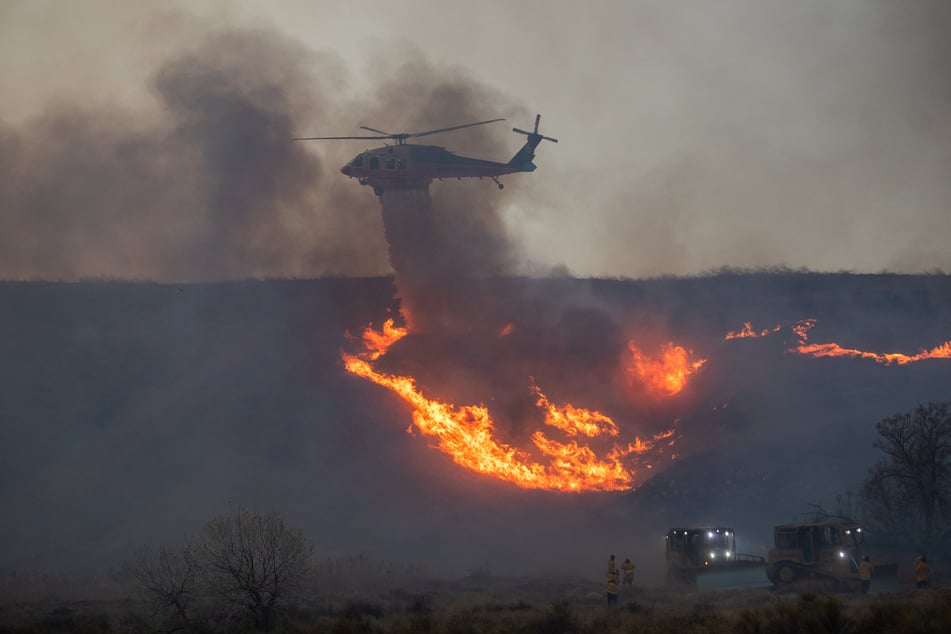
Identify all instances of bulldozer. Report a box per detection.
[665,527,766,588]
[766,520,868,592]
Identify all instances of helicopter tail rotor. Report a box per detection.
[507,114,557,171]
[513,114,558,144]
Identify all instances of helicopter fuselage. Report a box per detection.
[340,144,532,194]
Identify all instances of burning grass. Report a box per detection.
[342,318,679,492]
[341,288,951,495]
[726,317,951,365]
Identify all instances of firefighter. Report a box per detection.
[607,554,616,575]
[858,556,873,595]
[621,558,636,586]
[915,555,930,589]
[605,570,619,606]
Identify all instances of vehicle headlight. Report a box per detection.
[709,552,716,559]
[725,551,731,558]
[838,551,846,558]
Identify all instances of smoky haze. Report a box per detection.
[510,0,951,276]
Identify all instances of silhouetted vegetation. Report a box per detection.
[861,402,951,551]
[130,507,312,633]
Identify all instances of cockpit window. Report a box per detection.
[368,156,380,170]
[352,155,364,167]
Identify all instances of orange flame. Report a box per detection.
[793,340,951,365]
[725,322,782,340]
[724,317,951,365]
[348,318,408,361]
[626,341,706,396]
[532,382,619,438]
[787,318,951,364]
[342,321,677,492]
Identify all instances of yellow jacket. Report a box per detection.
[915,560,930,582]
[858,561,873,581]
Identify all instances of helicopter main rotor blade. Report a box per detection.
[292,135,390,141]
[295,118,505,143]
[360,126,392,136]
[407,118,505,139]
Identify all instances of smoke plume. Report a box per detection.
[0,25,388,281]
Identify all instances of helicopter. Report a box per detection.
[294,114,557,196]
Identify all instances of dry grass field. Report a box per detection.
[1,568,949,633]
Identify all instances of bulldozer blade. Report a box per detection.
[696,563,772,590]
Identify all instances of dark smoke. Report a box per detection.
[0,27,387,281]
[357,50,529,328]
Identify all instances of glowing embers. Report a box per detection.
[724,322,782,340]
[342,320,677,492]
[625,341,706,397]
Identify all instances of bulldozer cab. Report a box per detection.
[772,523,863,568]
[766,521,867,591]
[666,527,735,569]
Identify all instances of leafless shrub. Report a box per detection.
[199,507,312,632]
[131,508,312,632]
[131,540,204,633]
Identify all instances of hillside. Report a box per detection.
[1,273,949,586]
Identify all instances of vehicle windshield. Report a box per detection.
[700,530,732,550]
[666,529,733,552]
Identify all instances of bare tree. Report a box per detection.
[199,507,312,632]
[131,541,203,633]
[861,402,951,548]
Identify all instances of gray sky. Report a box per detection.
[2,0,949,279]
